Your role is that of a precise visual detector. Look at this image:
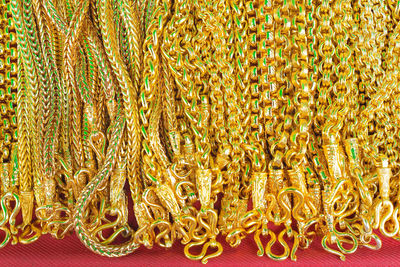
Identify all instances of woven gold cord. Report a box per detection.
[2,0,400,263]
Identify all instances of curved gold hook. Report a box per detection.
[37,202,71,238]
[298,218,318,249]
[85,198,107,232]
[184,238,223,264]
[184,209,222,263]
[283,188,306,222]
[91,208,124,244]
[225,227,247,248]
[322,234,346,261]
[253,228,267,256]
[150,219,174,248]
[290,229,300,261]
[331,180,359,218]
[361,233,382,250]
[46,203,72,222]
[174,214,197,244]
[379,201,399,237]
[175,180,195,201]
[18,222,42,245]
[357,216,375,247]
[6,193,21,236]
[201,239,223,264]
[103,225,131,245]
[304,195,319,218]
[334,192,359,221]
[265,193,278,222]
[170,162,193,180]
[265,228,290,261]
[203,209,218,233]
[35,205,56,222]
[143,187,166,217]
[276,190,292,224]
[0,226,10,248]
[191,209,219,242]
[252,221,271,257]
[0,194,10,227]
[322,227,358,260]
[334,228,358,254]
[240,209,262,234]
[46,204,73,239]
[134,224,155,248]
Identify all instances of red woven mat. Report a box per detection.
[0,232,399,267]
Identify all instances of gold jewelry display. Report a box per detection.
[2,0,400,263]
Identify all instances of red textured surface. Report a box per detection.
[1,232,399,267]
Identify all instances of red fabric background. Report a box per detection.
[0,232,399,266]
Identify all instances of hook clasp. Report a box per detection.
[251,220,271,257]
[185,209,222,264]
[184,237,223,264]
[150,219,174,248]
[321,211,358,261]
[265,227,298,261]
[322,228,358,261]
[1,192,21,238]
[18,220,42,245]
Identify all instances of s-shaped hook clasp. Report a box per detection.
[184,237,223,264]
[321,226,358,261]
[184,209,222,264]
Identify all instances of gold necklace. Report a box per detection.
[4,0,400,263]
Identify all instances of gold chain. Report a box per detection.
[2,0,400,263]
